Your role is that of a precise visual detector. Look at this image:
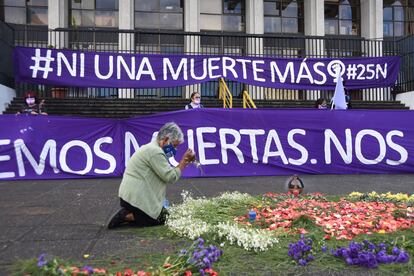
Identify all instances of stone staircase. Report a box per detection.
[3,97,408,118]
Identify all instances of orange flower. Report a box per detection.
[205,268,219,276]
[93,268,106,274]
[237,195,413,239]
[297,228,308,234]
[70,266,80,276]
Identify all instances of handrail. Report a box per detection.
[218,78,233,108]
[242,90,257,109]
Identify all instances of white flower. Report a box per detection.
[215,222,278,252]
[166,191,279,251]
[216,191,252,202]
[167,216,210,239]
[180,190,193,202]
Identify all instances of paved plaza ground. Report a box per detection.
[0,174,413,275]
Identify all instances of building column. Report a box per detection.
[361,0,386,100]
[304,0,325,100]
[184,0,199,33]
[246,0,264,35]
[304,0,325,37]
[48,0,68,48]
[118,0,135,98]
[361,0,383,40]
[246,0,264,100]
[184,0,200,98]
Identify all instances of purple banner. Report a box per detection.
[1,109,414,180]
[14,46,400,90]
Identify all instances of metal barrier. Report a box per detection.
[218,78,233,108]
[395,36,414,94]
[2,23,413,101]
[242,90,257,109]
[0,21,14,88]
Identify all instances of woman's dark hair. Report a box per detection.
[314,98,325,108]
[288,175,304,189]
[190,92,200,99]
[24,91,38,104]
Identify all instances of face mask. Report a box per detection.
[26,98,35,105]
[162,143,177,158]
[193,98,201,105]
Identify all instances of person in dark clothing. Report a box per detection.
[314,98,327,109]
[17,92,48,115]
[286,175,304,196]
[343,81,352,109]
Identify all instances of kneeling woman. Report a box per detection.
[108,122,195,229]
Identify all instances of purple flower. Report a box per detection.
[187,241,223,270]
[197,237,205,247]
[180,249,187,255]
[339,248,349,256]
[395,251,410,263]
[331,240,410,269]
[82,265,94,274]
[37,253,47,268]
[346,257,354,265]
[321,245,327,253]
[293,252,302,261]
[288,235,314,266]
[367,243,376,251]
[392,246,400,255]
[199,269,205,276]
[377,255,388,264]
[367,258,378,269]
[378,243,387,250]
[193,251,201,260]
[203,257,211,268]
[303,245,311,252]
[200,249,208,257]
[298,259,307,266]
[387,255,396,263]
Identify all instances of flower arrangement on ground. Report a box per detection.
[16,190,414,275]
[331,239,410,268]
[288,235,315,266]
[166,191,279,251]
[33,238,222,276]
[236,192,414,240]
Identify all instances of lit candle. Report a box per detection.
[248,210,256,223]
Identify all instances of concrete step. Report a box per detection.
[4,98,408,118]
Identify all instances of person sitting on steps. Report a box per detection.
[185,92,204,109]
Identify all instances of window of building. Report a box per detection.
[264,0,304,34]
[70,0,119,28]
[325,0,360,35]
[134,0,183,30]
[384,0,414,38]
[0,0,48,25]
[200,0,245,32]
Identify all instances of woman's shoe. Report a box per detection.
[107,208,129,229]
